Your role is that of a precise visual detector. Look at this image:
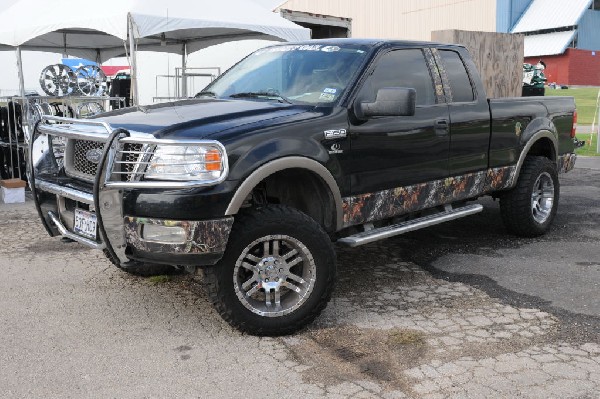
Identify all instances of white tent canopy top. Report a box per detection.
[0,0,310,103]
[0,0,310,62]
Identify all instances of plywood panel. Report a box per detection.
[432,30,524,98]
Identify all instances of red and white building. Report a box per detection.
[516,0,600,86]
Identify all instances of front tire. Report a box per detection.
[203,205,336,336]
[500,156,559,237]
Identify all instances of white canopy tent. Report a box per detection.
[0,0,310,104]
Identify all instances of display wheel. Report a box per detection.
[39,64,78,97]
[76,101,105,118]
[76,65,108,96]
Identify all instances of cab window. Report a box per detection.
[358,49,436,106]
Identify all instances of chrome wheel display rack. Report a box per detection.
[0,95,126,182]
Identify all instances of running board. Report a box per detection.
[338,204,484,247]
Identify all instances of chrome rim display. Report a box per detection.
[233,235,316,317]
[76,66,107,96]
[39,64,77,96]
[531,172,554,224]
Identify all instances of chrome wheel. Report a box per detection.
[233,234,316,317]
[531,172,555,224]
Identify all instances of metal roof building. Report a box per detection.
[507,0,600,57]
[277,0,499,40]
[278,0,600,85]
[278,0,600,56]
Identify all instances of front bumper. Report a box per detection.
[29,116,233,267]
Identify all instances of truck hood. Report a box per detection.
[97,99,310,139]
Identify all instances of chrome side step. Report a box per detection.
[338,204,484,247]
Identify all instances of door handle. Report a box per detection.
[434,118,449,136]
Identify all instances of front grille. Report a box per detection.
[65,139,151,183]
[72,139,103,180]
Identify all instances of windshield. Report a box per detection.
[198,44,369,105]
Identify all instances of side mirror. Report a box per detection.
[355,87,416,119]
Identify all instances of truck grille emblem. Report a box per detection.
[85,148,103,164]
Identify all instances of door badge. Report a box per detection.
[324,129,347,140]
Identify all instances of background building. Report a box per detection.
[508,0,600,86]
[278,0,600,86]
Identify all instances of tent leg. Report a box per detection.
[181,42,188,98]
[128,14,139,106]
[16,46,25,99]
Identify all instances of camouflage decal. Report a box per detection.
[342,166,520,227]
[431,48,453,103]
[558,153,577,173]
[423,48,446,104]
[343,171,488,227]
[124,216,234,254]
[483,166,518,192]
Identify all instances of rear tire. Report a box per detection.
[500,156,559,237]
[203,205,336,336]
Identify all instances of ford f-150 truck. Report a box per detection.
[29,39,579,335]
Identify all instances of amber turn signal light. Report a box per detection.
[205,149,222,171]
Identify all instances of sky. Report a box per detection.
[0,0,287,103]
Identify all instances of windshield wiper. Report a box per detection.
[229,91,292,104]
[195,91,217,98]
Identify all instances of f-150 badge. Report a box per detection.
[324,129,347,139]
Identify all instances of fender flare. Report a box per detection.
[509,130,558,188]
[224,156,344,231]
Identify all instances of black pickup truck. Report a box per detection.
[29,39,578,335]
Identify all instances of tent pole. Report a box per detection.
[128,14,139,106]
[181,42,187,98]
[16,46,25,99]
[63,33,68,58]
[14,46,26,178]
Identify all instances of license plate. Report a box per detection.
[74,209,97,240]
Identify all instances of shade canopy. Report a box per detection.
[512,0,592,33]
[0,0,310,62]
[524,30,577,58]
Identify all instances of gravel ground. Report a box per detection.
[0,161,598,398]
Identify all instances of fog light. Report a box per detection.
[142,224,187,244]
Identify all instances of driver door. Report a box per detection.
[348,48,450,195]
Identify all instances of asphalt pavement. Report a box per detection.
[0,157,598,398]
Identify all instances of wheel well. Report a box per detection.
[526,138,556,161]
[248,168,337,233]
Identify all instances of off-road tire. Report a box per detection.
[203,205,336,336]
[500,156,559,237]
[102,249,181,277]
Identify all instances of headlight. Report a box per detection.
[144,144,227,181]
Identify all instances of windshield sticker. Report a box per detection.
[319,93,336,101]
[321,46,341,52]
[255,44,323,55]
[323,88,337,94]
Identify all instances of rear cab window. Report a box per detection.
[438,50,475,103]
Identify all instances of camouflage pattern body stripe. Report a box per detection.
[423,48,446,104]
[342,166,517,227]
[483,166,518,192]
[124,216,234,255]
[431,48,453,103]
[558,153,577,174]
